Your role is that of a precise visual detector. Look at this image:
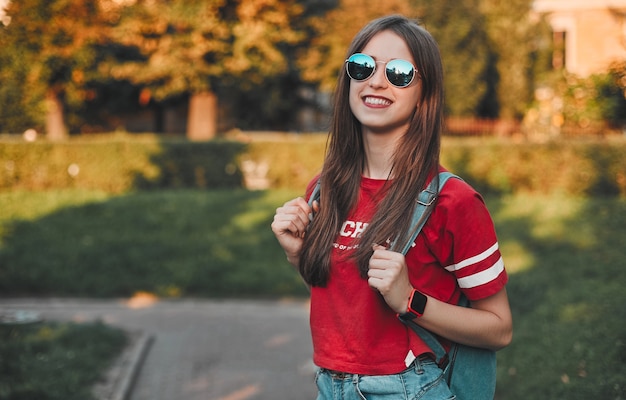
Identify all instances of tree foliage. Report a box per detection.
[0,0,604,135]
[297,0,420,92]
[0,23,41,133]
[109,0,304,99]
[0,0,123,136]
[604,61,626,127]
[297,0,545,119]
[104,0,306,138]
[413,0,492,117]
[481,0,545,119]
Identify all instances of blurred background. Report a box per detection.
[1,0,625,140]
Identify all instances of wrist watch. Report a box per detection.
[398,289,428,321]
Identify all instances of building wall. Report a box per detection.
[534,0,626,77]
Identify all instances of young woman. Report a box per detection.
[271,15,512,399]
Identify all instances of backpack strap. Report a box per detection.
[392,171,458,255]
[307,179,321,209]
[396,171,460,367]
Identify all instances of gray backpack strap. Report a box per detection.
[405,318,449,364]
[307,179,321,222]
[308,179,321,207]
[396,171,460,365]
[393,171,458,255]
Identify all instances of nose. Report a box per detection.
[368,62,388,88]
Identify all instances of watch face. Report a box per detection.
[409,290,427,315]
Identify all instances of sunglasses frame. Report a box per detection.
[345,53,417,88]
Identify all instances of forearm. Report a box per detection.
[415,289,512,351]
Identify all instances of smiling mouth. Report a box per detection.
[364,96,392,106]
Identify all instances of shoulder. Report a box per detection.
[427,170,495,233]
[438,172,486,210]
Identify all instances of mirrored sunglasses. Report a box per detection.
[345,53,417,88]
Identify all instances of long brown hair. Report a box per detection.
[299,15,445,287]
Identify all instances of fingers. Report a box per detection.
[369,244,399,270]
[367,246,405,290]
[371,243,387,252]
[312,200,320,214]
[368,246,413,313]
[271,197,312,239]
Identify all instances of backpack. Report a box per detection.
[307,171,497,400]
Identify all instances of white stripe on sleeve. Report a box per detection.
[456,257,505,289]
[444,242,499,272]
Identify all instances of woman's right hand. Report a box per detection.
[271,197,317,266]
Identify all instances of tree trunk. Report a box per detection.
[187,91,217,141]
[45,90,68,140]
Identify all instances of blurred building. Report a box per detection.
[0,0,11,26]
[533,0,626,77]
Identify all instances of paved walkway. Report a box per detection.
[0,298,317,400]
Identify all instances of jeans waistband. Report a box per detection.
[322,369,354,380]
[320,354,432,380]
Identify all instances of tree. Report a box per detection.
[298,0,496,118]
[0,14,41,133]
[299,0,550,121]
[0,0,122,139]
[109,0,305,140]
[604,62,626,127]
[481,0,544,120]
[413,0,492,117]
[297,0,420,92]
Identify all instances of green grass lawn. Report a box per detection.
[0,188,308,298]
[486,194,626,399]
[0,189,625,399]
[0,320,127,400]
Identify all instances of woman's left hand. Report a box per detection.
[368,244,414,314]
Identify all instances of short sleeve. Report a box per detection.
[423,177,508,301]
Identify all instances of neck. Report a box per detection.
[362,129,402,179]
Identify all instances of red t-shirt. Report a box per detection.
[307,171,508,375]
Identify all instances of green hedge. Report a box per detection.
[243,134,327,190]
[1,133,625,197]
[440,137,626,197]
[244,135,626,197]
[0,134,245,193]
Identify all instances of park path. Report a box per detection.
[0,297,317,400]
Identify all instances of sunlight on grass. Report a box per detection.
[524,196,596,249]
[0,189,113,248]
[0,189,111,222]
[499,241,534,274]
[231,209,270,230]
[230,190,300,231]
[491,195,626,399]
[493,193,598,273]
[559,302,597,323]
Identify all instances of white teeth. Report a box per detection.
[364,96,391,106]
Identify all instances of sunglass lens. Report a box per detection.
[386,59,415,87]
[346,53,375,81]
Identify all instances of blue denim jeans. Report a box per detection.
[314,357,456,400]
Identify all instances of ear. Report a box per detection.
[411,87,420,110]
